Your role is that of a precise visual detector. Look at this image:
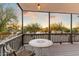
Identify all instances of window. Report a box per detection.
[23,11,49,34]
[72,14,79,33]
[50,13,71,33]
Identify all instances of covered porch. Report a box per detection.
[1,3,79,56]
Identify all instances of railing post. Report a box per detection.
[22,30,24,46]
[0,45,4,56]
[2,44,5,56]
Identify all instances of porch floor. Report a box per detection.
[24,42,79,56]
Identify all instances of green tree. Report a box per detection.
[0,4,17,32]
[50,23,70,32]
[24,23,42,33]
[40,27,49,32]
[62,26,70,32]
[50,23,62,32]
[72,28,78,33]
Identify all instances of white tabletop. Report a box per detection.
[29,39,53,48]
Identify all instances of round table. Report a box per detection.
[29,39,53,55]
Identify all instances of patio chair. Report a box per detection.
[4,44,35,56]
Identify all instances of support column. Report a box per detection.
[70,13,73,44]
[48,12,51,40]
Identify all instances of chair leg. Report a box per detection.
[13,51,17,56]
[31,52,35,56]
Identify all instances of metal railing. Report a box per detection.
[23,33,79,44]
[0,34,22,56]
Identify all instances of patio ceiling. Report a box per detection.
[19,3,79,13]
